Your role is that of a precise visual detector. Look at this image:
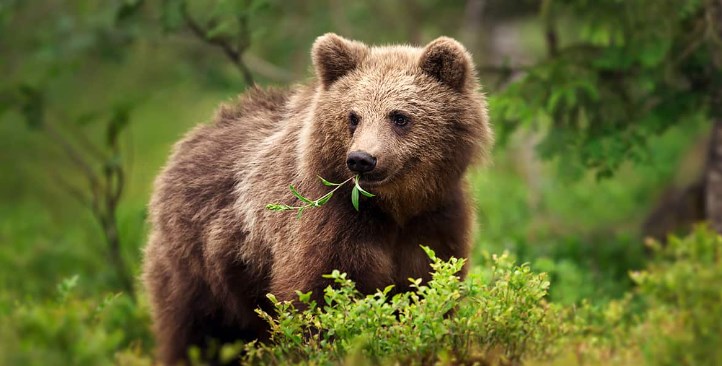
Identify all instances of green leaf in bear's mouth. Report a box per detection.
[266,175,375,217]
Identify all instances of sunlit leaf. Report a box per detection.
[316,192,333,206]
[318,176,342,186]
[290,185,312,204]
[351,185,359,211]
[357,184,374,198]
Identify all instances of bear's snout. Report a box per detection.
[346,151,377,173]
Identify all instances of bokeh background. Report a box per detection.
[1,0,721,364]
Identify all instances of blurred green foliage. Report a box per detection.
[493,0,720,178]
[554,226,722,366]
[0,0,720,365]
[629,227,722,365]
[0,276,152,366]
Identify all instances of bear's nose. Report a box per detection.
[346,151,377,173]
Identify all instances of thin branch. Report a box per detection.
[244,53,297,82]
[477,64,527,74]
[110,165,125,209]
[477,64,527,90]
[44,123,102,194]
[477,43,603,78]
[476,42,606,91]
[180,4,255,86]
[68,124,110,163]
[50,168,93,209]
[54,109,110,162]
[235,15,255,85]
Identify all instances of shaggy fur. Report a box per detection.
[142,33,493,365]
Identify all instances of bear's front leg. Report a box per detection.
[268,241,395,306]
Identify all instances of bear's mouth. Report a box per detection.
[357,172,389,187]
[356,157,418,188]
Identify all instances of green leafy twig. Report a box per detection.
[266,175,375,217]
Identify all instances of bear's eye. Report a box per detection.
[390,111,410,127]
[348,112,360,128]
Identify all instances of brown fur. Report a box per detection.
[142,34,493,365]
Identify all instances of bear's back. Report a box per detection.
[147,87,292,273]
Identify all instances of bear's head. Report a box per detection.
[302,33,492,220]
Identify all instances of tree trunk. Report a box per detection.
[645,0,722,237]
[102,213,134,296]
[460,0,487,54]
[706,119,722,233]
[643,120,722,239]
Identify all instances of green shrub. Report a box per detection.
[629,227,722,366]
[557,226,722,366]
[237,247,569,366]
[0,276,152,366]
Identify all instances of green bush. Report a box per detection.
[0,276,152,366]
[558,226,722,366]
[629,227,722,366]
[237,247,569,366]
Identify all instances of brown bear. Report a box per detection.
[142,33,492,365]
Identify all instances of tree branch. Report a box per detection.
[110,164,124,209]
[541,0,559,57]
[244,53,296,82]
[477,64,528,74]
[44,123,102,196]
[180,4,255,86]
[477,64,527,89]
[50,168,93,210]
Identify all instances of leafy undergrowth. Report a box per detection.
[236,247,566,366]
[556,226,722,366]
[0,277,153,366]
[1,228,720,366]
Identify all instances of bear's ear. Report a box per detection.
[418,37,474,92]
[312,33,369,89]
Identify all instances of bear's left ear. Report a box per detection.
[312,33,369,89]
[419,37,474,92]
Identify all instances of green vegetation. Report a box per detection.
[1,228,720,365]
[242,229,722,365]
[1,0,721,365]
[240,247,562,365]
[266,175,375,216]
[0,277,151,366]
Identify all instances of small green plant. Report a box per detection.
[266,175,375,217]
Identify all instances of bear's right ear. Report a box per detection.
[312,33,368,89]
[419,37,474,92]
